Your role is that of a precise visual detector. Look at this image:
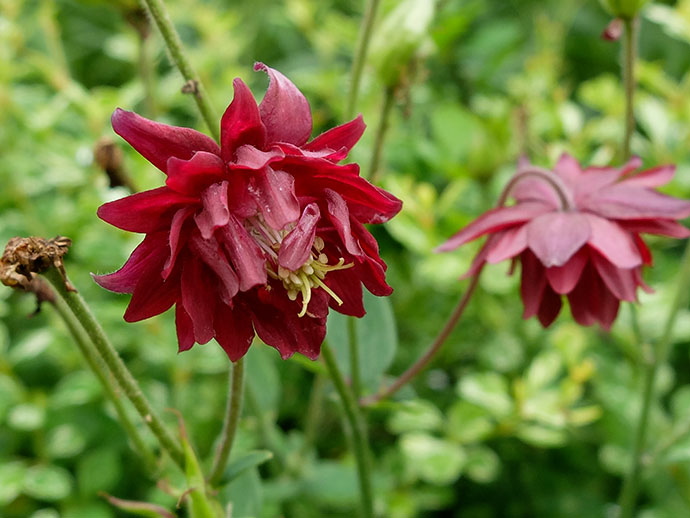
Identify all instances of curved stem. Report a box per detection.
[368,86,395,183]
[43,268,185,469]
[361,272,481,406]
[618,241,690,518]
[498,167,574,210]
[208,358,245,485]
[321,343,374,518]
[51,294,158,474]
[622,17,638,161]
[346,0,382,119]
[140,0,219,141]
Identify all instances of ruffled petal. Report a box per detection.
[545,248,588,294]
[220,78,266,161]
[181,257,216,344]
[438,202,552,253]
[220,214,267,291]
[279,203,320,270]
[249,167,300,230]
[194,182,230,239]
[166,152,226,195]
[254,62,312,146]
[112,108,220,173]
[584,214,641,268]
[97,187,198,233]
[214,301,255,361]
[304,115,366,161]
[526,212,590,267]
[93,231,168,293]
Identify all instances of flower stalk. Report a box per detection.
[622,16,638,161]
[139,0,219,141]
[208,357,245,485]
[321,343,374,518]
[43,267,185,469]
[346,0,382,119]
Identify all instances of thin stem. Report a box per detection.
[346,0,382,119]
[361,272,481,406]
[139,0,219,141]
[138,30,157,118]
[43,268,185,469]
[618,241,690,518]
[622,17,638,161]
[321,343,374,518]
[498,167,574,210]
[50,295,158,473]
[348,318,362,400]
[368,86,395,183]
[302,373,327,454]
[209,358,245,485]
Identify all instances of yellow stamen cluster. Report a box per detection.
[266,236,353,317]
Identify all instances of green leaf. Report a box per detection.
[457,372,513,419]
[221,450,273,485]
[77,448,122,496]
[101,493,176,518]
[23,464,73,501]
[302,461,358,508]
[400,433,466,485]
[387,399,444,434]
[0,460,27,506]
[328,291,398,392]
[46,423,88,459]
[464,446,501,484]
[50,371,102,408]
[446,401,494,444]
[219,467,263,518]
[8,403,46,432]
[525,350,563,391]
[516,424,567,448]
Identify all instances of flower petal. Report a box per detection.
[520,250,547,319]
[325,189,362,256]
[220,214,267,291]
[591,252,638,302]
[485,226,527,263]
[324,269,365,317]
[553,153,583,190]
[214,301,255,361]
[526,212,590,267]
[545,248,588,294]
[181,257,216,344]
[254,63,312,146]
[123,264,179,322]
[583,184,690,220]
[304,115,366,161]
[166,152,226,195]
[188,233,239,304]
[194,182,230,239]
[220,78,267,160]
[567,263,620,330]
[279,203,320,271]
[93,232,168,293]
[619,219,690,238]
[112,108,220,174]
[162,207,195,279]
[175,304,195,353]
[437,202,552,253]
[584,214,641,268]
[511,178,560,208]
[97,187,198,233]
[537,285,562,327]
[621,164,674,188]
[249,167,300,230]
[230,145,285,171]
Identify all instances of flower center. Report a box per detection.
[245,215,353,317]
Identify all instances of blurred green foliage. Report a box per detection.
[3,0,690,516]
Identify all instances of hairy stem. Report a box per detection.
[361,272,481,406]
[51,294,158,473]
[139,0,219,141]
[321,343,374,518]
[209,358,245,485]
[346,0,382,119]
[43,268,185,469]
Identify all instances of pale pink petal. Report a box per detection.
[619,219,690,238]
[583,184,690,220]
[194,182,230,239]
[485,226,527,263]
[279,203,320,270]
[621,164,674,188]
[249,167,300,230]
[545,248,588,294]
[230,145,285,170]
[511,178,560,208]
[527,212,590,267]
[254,63,312,146]
[575,166,622,201]
[112,108,220,174]
[436,202,552,253]
[166,152,226,195]
[553,153,583,189]
[220,78,266,160]
[584,214,641,268]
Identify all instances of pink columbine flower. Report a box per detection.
[438,154,690,329]
[94,63,402,361]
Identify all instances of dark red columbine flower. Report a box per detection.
[94,63,402,361]
[438,154,690,329]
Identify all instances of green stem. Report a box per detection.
[302,373,327,455]
[368,86,395,183]
[622,17,638,161]
[321,343,374,518]
[139,0,219,141]
[346,0,381,119]
[209,358,245,485]
[348,318,362,400]
[43,268,185,469]
[50,295,158,473]
[618,242,690,518]
[138,30,157,118]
